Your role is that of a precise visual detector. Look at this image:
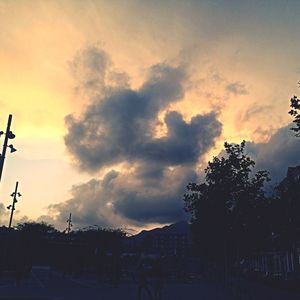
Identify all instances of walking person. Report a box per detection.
[136,256,153,300]
[152,258,164,300]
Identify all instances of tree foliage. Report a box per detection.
[184,141,270,261]
[71,226,126,250]
[15,221,58,235]
[275,171,300,238]
[289,95,300,136]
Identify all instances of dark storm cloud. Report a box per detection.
[113,165,197,223]
[246,124,300,184]
[48,175,118,228]
[138,111,222,165]
[226,81,248,96]
[54,47,223,226]
[65,51,222,171]
[48,165,197,226]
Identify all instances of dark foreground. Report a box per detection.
[0,266,299,300]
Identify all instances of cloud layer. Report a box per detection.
[48,46,300,229]
[49,47,223,228]
[48,165,198,228]
[247,124,300,184]
[57,122,300,229]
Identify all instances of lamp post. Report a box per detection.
[66,213,72,234]
[7,181,21,228]
[0,114,17,182]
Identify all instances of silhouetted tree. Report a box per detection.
[73,226,126,245]
[184,141,270,263]
[275,171,300,239]
[289,95,300,136]
[8,222,59,270]
[15,221,58,235]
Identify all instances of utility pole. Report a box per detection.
[7,181,21,228]
[66,213,72,234]
[0,114,17,182]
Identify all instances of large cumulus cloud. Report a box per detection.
[65,55,222,171]
[49,47,222,227]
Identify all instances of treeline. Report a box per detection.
[0,222,126,270]
[14,221,126,240]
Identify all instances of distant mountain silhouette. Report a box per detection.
[123,221,191,256]
[133,221,190,239]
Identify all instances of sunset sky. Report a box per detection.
[0,0,300,231]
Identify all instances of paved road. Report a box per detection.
[0,267,299,299]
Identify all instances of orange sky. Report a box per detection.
[0,0,299,229]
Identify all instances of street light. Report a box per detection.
[66,213,73,234]
[8,145,17,153]
[7,181,21,228]
[0,114,17,182]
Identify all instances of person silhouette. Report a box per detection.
[136,255,153,300]
[152,258,164,300]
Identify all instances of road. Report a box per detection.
[0,266,299,299]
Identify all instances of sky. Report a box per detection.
[0,0,300,232]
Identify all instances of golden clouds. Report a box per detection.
[0,0,300,226]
